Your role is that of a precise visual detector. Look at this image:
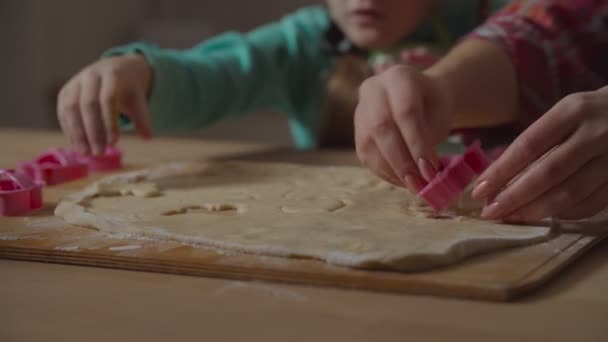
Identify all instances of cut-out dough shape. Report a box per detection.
[55,162,551,271]
[162,203,241,216]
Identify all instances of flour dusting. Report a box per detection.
[109,244,142,251]
[0,235,19,241]
[104,232,159,241]
[55,246,80,251]
[23,217,65,230]
[105,230,239,254]
[215,281,307,303]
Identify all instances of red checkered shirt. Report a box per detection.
[463,0,608,146]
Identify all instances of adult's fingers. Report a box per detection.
[480,126,596,219]
[357,77,421,190]
[372,122,426,191]
[79,72,106,155]
[357,139,404,187]
[503,154,608,222]
[354,87,403,187]
[559,180,608,220]
[472,96,579,200]
[381,66,440,181]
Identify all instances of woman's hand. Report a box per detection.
[354,65,453,191]
[57,54,153,155]
[473,86,608,221]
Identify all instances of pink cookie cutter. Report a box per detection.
[77,146,123,172]
[19,148,88,186]
[0,169,43,216]
[418,141,491,211]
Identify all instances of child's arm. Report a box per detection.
[57,6,332,154]
[106,6,331,131]
[57,54,154,155]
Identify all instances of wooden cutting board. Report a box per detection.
[0,174,604,302]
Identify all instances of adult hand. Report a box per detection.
[473,86,608,221]
[354,65,452,191]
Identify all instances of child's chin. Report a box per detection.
[350,31,397,50]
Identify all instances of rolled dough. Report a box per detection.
[55,162,551,271]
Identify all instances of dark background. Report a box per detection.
[1,0,319,144]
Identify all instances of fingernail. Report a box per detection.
[91,145,102,156]
[418,158,437,182]
[481,202,501,219]
[78,145,90,155]
[472,180,490,199]
[404,174,426,192]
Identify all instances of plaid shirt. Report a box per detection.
[469,0,608,127]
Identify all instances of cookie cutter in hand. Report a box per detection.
[18,148,88,185]
[417,141,492,211]
[0,169,43,216]
[77,145,123,172]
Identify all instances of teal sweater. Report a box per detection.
[106,2,507,149]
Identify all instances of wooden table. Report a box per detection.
[1,129,607,342]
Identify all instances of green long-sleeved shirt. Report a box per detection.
[106,2,507,149]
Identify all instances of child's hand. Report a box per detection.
[354,65,452,191]
[57,55,153,155]
[473,86,608,221]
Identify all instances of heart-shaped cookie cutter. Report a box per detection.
[0,169,44,216]
[19,148,88,186]
[418,141,492,211]
[77,146,123,172]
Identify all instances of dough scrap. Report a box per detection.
[55,162,551,271]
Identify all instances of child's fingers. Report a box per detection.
[57,112,71,145]
[100,74,121,145]
[57,86,75,146]
[79,72,106,155]
[129,90,153,139]
[58,82,89,154]
[70,109,90,155]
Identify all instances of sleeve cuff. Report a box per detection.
[102,42,179,133]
